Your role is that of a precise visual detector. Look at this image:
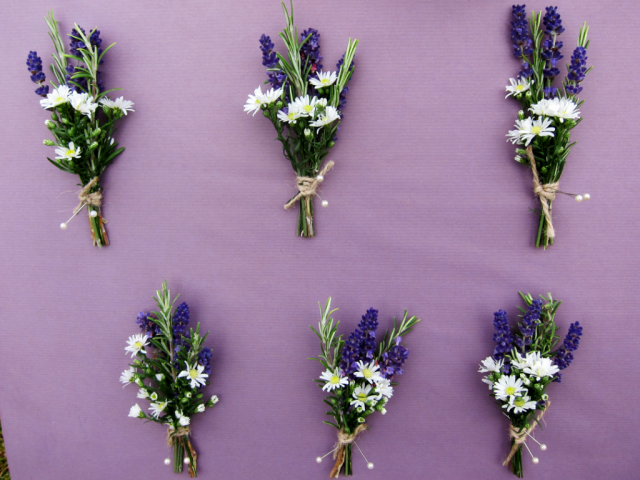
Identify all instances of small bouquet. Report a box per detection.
[27,12,134,247]
[479,292,583,477]
[244,1,358,237]
[310,299,420,477]
[121,282,218,477]
[505,5,593,248]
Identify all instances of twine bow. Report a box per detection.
[76,176,103,211]
[329,424,367,478]
[284,161,334,210]
[503,401,550,467]
[526,146,558,244]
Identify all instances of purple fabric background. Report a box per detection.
[0,0,638,478]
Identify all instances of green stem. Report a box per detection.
[511,443,524,478]
[297,196,315,237]
[87,204,109,248]
[535,209,545,248]
[343,444,352,476]
[173,437,183,474]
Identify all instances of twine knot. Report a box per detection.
[284,161,334,210]
[526,146,558,243]
[166,425,191,447]
[503,401,550,467]
[77,176,103,210]
[329,424,367,478]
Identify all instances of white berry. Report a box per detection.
[540,444,547,451]
[184,457,190,465]
[316,457,322,464]
[60,223,67,230]
[321,200,328,207]
[532,457,539,464]
[90,210,98,218]
[575,195,583,202]
[317,175,324,181]
[164,458,170,466]
[584,193,590,200]
[367,462,374,469]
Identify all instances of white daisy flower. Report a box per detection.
[504,395,537,414]
[196,404,205,413]
[291,95,319,117]
[100,96,135,115]
[277,105,302,124]
[54,142,82,161]
[482,376,494,390]
[309,106,340,130]
[493,375,526,401]
[523,357,560,380]
[529,99,554,117]
[511,351,541,370]
[69,91,98,118]
[353,361,383,384]
[177,361,209,389]
[128,404,143,418]
[40,85,71,109]
[316,98,328,107]
[517,116,555,146]
[505,77,532,98]
[124,333,150,358]
[375,378,394,398]
[552,97,581,123]
[309,71,338,89]
[320,369,349,392]
[506,120,526,145]
[478,356,504,373]
[262,87,283,104]
[120,367,135,386]
[350,384,378,410]
[178,415,190,427]
[137,388,149,399]
[149,400,168,418]
[244,86,268,116]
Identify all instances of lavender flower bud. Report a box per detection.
[43,139,55,146]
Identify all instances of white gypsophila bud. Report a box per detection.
[304,128,311,137]
[357,417,365,423]
[197,404,205,413]
[542,393,549,401]
[150,392,158,401]
[45,120,55,129]
[156,374,164,381]
[518,110,525,120]
[43,139,56,146]
[185,392,192,399]
[211,395,219,405]
[381,408,387,415]
[110,137,115,145]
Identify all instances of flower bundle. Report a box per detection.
[27,11,134,247]
[311,299,420,477]
[245,1,358,237]
[121,282,218,477]
[479,292,583,478]
[505,5,593,248]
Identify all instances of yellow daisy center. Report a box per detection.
[66,149,76,157]
[330,375,340,385]
[189,369,199,379]
[515,85,525,91]
[303,105,313,113]
[321,78,330,85]
[531,126,542,135]
[357,393,367,401]
[514,397,525,407]
[505,386,516,396]
[134,341,143,349]
[288,112,296,120]
[363,368,372,379]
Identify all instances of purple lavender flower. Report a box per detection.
[26,51,49,97]
[300,28,322,75]
[67,26,105,92]
[136,311,162,337]
[339,308,379,378]
[542,6,565,35]
[380,337,409,379]
[553,321,582,381]
[260,34,278,68]
[510,5,533,58]
[543,86,558,99]
[518,61,533,80]
[172,302,190,338]
[566,47,588,95]
[515,299,542,348]
[198,347,213,376]
[541,37,563,78]
[492,309,513,372]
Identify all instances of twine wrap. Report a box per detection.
[526,146,559,244]
[329,424,367,478]
[503,401,550,467]
[76,176,103,211]
[284,161,334,210]
[167,425,198,478]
